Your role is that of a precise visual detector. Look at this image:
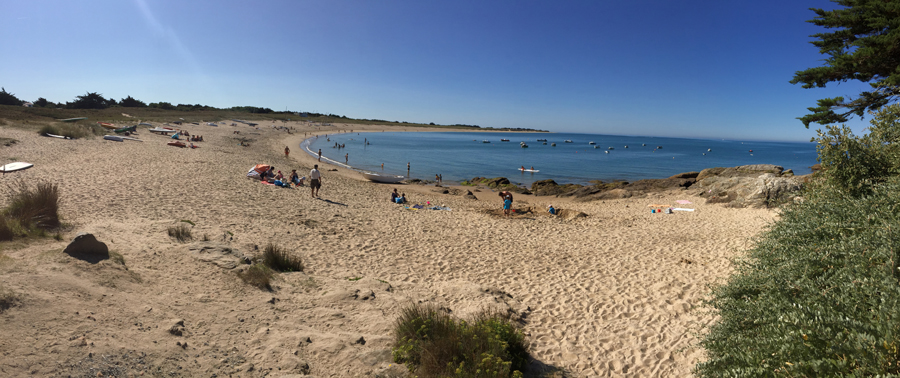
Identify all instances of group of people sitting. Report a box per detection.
[189,135,204,142]
[390,189,407,204]
[259,166,306,188]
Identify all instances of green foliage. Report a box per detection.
[697,178,900,377]
[119,95,147,108]
[239,263,273,290]
[393,304,529,377]
[67,92,112,109]
[167,224,192,242]
[0,87,22,106]
[261,243,303,272]
[791,1,900,127]
[33,97,49,107]
[149,102,175,110]
[814,104,900,195]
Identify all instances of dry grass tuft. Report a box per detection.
[262,243,303,272]
[0,285,19,313]
[239,263,273,291]
[167,224,192,242]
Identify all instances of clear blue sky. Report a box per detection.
[0,0,872,141]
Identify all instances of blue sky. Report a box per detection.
[0,0,874,141]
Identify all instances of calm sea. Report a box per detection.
[301,131,818,186]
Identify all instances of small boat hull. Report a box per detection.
[361,172,405,183]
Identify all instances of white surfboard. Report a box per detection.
[518,168,540,172]
[1,162,33,173]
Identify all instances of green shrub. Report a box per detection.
[393,304,529,377]
[696,178,900,377]
[262,243,303,272]
[239,263,273,290]
[167,224,192,242]
[5,180,60,231]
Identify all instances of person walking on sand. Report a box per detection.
[310,164,321,198]
[317,149,322,162]
[285,146,290,157]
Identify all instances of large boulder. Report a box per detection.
[696,165,783,181]
[63,233,110,263]
[695,171,804,208]
[531,179,563,196]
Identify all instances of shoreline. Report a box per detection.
[297,127,814,189]
[0,119,778,377]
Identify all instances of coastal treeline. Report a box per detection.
[698,1,900,376]
[1,88,549,131]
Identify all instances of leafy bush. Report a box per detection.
[393,304,529,377]
[239,263,273,291]
[262,243,303,272]
[167,224,192,242]
[813,105,900,196]
[696,178,900,377]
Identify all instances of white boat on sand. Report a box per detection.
[361,172,405,183]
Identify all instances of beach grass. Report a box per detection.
[0,181,60,241]
[0,285,18,313]
[262,243,303,272]
[392,303,529,377]
[167,224,192,242]
[239,263,273,291]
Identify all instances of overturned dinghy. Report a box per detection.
[361,172,405,183]
[103,135,124,142]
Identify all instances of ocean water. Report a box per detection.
[301,131,818,186]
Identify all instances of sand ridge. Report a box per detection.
[0,120,775,377]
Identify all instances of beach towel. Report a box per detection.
[675,200,692,204]
[412,204,424,209]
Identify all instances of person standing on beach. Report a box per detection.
[285,146,290,157]
[310,165,321,198]
[345,153,348,164]
[317,149,322,162]
[499,191,513,217]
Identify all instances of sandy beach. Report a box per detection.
[0,120,776,377]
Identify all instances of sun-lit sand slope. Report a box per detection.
[0,121,775,377]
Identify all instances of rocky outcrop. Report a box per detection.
[468,177,531,194]
[529,165,805,208]
[695,169,804,208]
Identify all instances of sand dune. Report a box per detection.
[0,121,774,377]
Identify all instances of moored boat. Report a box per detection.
[564,140,573,143]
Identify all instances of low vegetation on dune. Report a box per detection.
[0,180,61,241]
[38,123,104,139]
[166,224,192,243]
[697,105,900,376]
[262,243,304,272]
[239,263,274,291]
[392,303,529,377]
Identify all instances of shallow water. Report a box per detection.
[303,131,818,186]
